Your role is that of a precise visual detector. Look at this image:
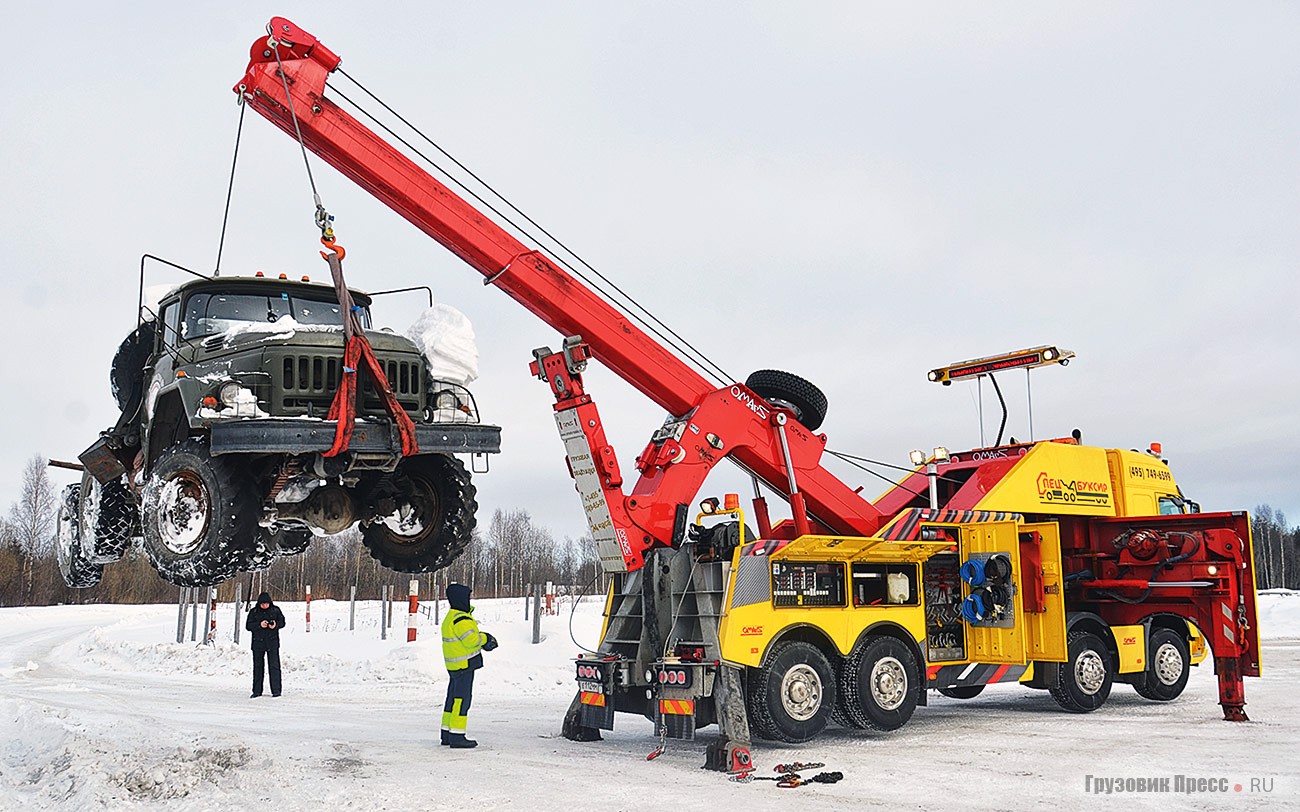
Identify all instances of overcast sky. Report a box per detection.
[2,2,1297,543]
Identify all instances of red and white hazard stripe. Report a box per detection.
[407,579,419,643]
[306,584,312,633]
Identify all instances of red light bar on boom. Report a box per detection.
[927,345,1074,386]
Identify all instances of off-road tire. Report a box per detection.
[111,321,155,412]
[141,438,258,587]
[938,685,986,700]
[1134,627,1190,702]
[745,370,828,432]
[78,471,139,564]
[1049,630,1114,713]
[56,484,103,588]
[361,454,476,573]
[842,636,920,731]
[745,641,836,743]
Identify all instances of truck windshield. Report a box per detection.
[181,292,371,339]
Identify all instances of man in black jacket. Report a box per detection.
[245,591,286,698]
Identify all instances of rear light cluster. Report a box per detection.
[577,664,603,680]
[655,667,692,687]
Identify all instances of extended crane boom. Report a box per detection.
[237,18,886,571]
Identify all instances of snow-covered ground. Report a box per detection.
[2,592,1298,811]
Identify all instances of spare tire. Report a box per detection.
[111,321,156,412]
[744,370,828,431]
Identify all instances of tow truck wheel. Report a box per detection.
[843,636,920,731]
[141,439,257,587]
[937,685,986,700]
[1134,628,1190,702]
[746,641,837,743]
[56,483,103,589]
[745,370,829,432]
[361,454,477,573]
[1049,630,1113,712]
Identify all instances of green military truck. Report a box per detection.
[57,272,500,587]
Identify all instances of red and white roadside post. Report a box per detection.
[205,587,218,644]
[306,584,312,633]
[407,579,419,643]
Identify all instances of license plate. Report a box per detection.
[577,680,603,694]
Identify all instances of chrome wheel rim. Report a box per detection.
[1154,642,1184,686]
[870,656,908,711]
[1075,649,1106,695]
[780,663,823,721]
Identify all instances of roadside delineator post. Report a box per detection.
[190,590,199,642]
[349,585,357,632]
[380,584,388,640]
[306,584,312,633]
[234,582,243,645]
[532,583,542,645]
[176,587,188,644]
[407,579,419,643]
[204,586,217,645]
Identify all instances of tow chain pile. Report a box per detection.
[729,761,844,789]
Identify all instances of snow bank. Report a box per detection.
[407,304,478,385]
[1258,589,1300,639]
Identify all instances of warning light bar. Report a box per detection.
[927,346,1074,386]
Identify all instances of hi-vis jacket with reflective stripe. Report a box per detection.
[442,608,486,671]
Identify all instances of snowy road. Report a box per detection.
[2,595,1297,810]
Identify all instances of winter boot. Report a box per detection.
[440,730,451,746]
[447,733,478,749]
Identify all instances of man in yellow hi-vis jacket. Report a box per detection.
[441,583,498,748]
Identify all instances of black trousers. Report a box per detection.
[252,646,282,696]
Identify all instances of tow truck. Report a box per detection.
[231,18,1260,770]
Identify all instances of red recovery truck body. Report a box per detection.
[231,17,1260,767]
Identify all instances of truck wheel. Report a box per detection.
[938,685,985,699]
[57,483,103,588]
[745,641,836,743]
[78,471,139,564]
[745,370,828,432]
[831,657,865,728]
[361,454,476,573]
[1134,628,1190,702]
[1049,630,1113,713]
[141,439,257,587]
[842,636,920,731]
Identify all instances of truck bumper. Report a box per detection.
[208,419,501,456]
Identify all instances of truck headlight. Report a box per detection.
[218,381,243,408]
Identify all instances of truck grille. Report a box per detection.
[277,353,423,416]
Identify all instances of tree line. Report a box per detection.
[0,455,606,607]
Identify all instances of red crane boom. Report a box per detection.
[236,18,886,570]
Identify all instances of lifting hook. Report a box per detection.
[320,236,346,261]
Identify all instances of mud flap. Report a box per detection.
[655,700,696,740]
[576,690,615,731]
[562,692,604,741]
